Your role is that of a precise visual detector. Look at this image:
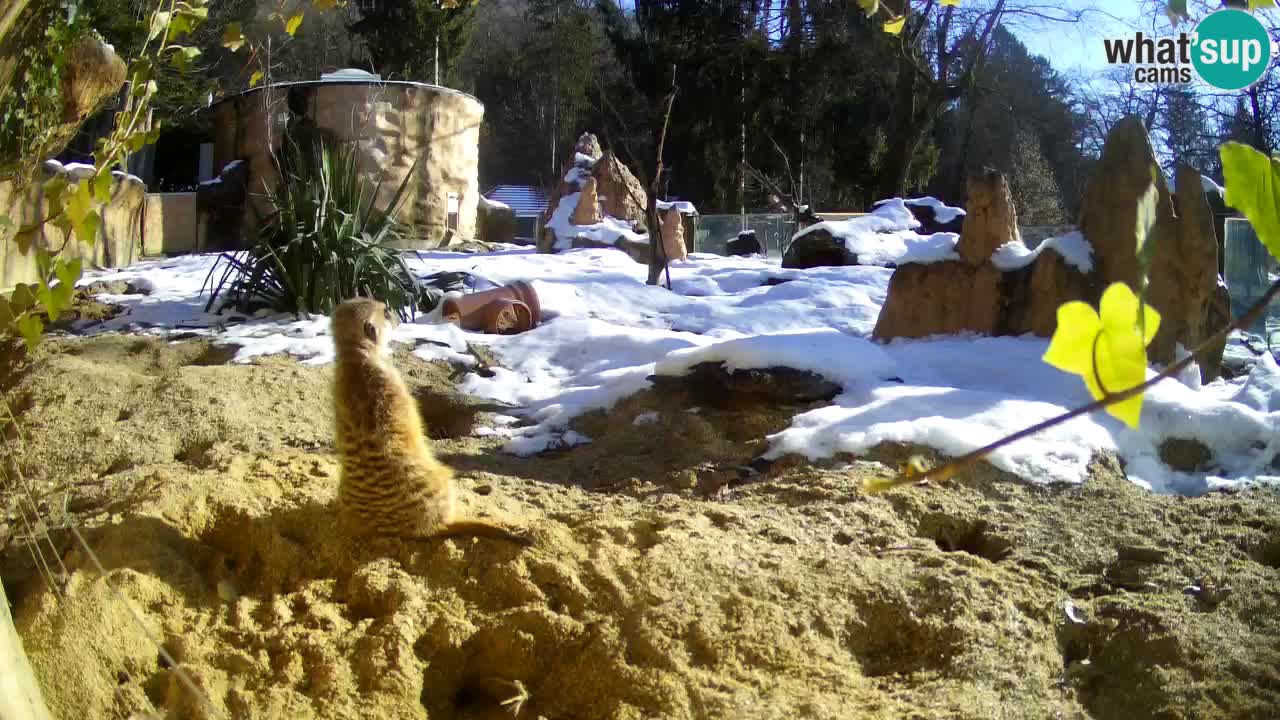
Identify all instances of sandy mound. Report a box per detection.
[2,335,1279,719]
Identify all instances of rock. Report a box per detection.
[660,207,688,261]
[727,230,762,257]
[1078,117,1222,375]
[476,198,517,245]
[957,170,1020,265]
[1159,437,1212,473]
[594,152,647,228]
[782,228,854,269]
[570,236,650,265]
[575,132,602,160]
[650,362,842,405]
[1198,281,1231,382]
[60,35,127,122]
[571,177,602,226]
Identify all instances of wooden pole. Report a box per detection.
[0,580,52,720]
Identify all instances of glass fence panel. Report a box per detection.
[1224,217,1279,339]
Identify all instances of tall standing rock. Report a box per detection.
[594,151,648,228]
[571,176,602,226]
[1076,117,1222,378]
[957,169,1021,265]
[660,207,688,261]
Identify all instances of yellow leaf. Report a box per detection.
[223,22,246,52]
[940,0,961,4]
[884,15,907,34]
[284,12,304,35]
[93,169,113,204]
[249,70,264,87]
[857,0,879,17]
[313,0,339,10]
[66,180,92,227]
[1043,283,1161,429]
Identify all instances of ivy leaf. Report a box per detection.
[249,70,264,87]
[223,22,246,51]
[66,180,92,227]
[14,228,38,254]
[884,15,907,34]
[1043,283,1161,429]
[284,12,304,36]
[1221,142,1280,263]
[17,314,43,351]
[75,210,101,246]
[857,0,879,17]
[36,282,56,323]
[148,11,172,42]
[169,12,193,38]
[169,45,202,72]
[10,284,37,313]
[56,258,83,290]
[93,169,113,204]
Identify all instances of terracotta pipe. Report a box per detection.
[440,280,541,334]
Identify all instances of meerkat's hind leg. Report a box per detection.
[431,519,534,547]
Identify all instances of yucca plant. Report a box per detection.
[204,138,422,320]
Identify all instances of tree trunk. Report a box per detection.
[876,57,945,200]
[0,579,52,720]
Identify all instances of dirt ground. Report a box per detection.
[1,332,1279,720]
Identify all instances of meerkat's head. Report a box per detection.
[332,297,399,358]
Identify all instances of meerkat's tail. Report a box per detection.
[433,520,534,547]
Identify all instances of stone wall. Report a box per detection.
[212,81,484,249]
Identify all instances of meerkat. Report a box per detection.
[330,297,531,546]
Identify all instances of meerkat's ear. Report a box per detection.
[363,320,378,343]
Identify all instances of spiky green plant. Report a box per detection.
[204,139,421,320]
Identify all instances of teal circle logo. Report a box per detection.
[1192,9,1274,91]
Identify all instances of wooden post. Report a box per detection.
[0,579,52,720]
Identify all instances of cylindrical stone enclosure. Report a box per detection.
[210,78,484,248]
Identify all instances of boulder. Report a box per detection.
[476,197,517,245]
[727,230,762,257]
[594,152,647,228]
[782,228,854,269]
[957,170,1020,265]
[571,176,602,226]
[874,117,1229,384]
[873,169,1091,341]
[660,207,688,261]
[571,236,650,265]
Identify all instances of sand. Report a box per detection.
[1,333,1279,719]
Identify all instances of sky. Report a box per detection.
[1007,1,1151,78]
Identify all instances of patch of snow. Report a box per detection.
[62,162,98,180]
[633,411,660,426]
[991,230,1094,274]
[656,200,698,215]
[790,199,954,267]
[1232,352,1280,412]
[877,196,966,224]
[479,195,510,210]
[543,192,647,251]
[503,429,591,456]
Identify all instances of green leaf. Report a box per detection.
[66,180,92,227]
[10,284,37,313]
[56,258,83,289]
[93,169,113,204]
[169,45,202,72]
[249,70,264,87]
[168,13,192,38]
[17,314,43,351]
[75,210,101,246]
[1221,142,1280,263]
[284,12,304,36]
[148,11,172,42]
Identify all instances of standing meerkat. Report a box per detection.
[330,297,531,546]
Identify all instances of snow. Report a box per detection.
[73,244,1280,495]
[478,195,510,211]
[876,196,966,224]
[656,200,698,215]
[62,162,98,180]
[792,201,957,267]
[543,192,647,250]
[991,230,1095,274]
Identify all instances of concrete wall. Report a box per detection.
[142,193,204,255]
[0,168,144,291]
[212,81,484,249]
